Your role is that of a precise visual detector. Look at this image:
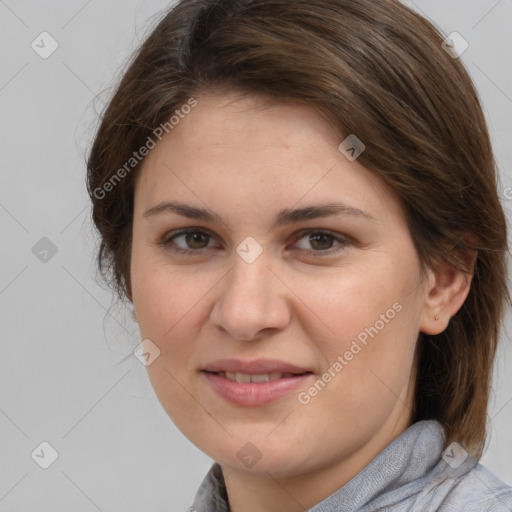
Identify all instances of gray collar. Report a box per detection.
[191,420,478,512]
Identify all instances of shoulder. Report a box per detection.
[437,463,512,511]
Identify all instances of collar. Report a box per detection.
[190,420,477,512]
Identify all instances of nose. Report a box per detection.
[210,252,292,341]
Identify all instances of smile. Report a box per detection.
[202,370,313,406]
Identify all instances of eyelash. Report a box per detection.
[158,227,350,258]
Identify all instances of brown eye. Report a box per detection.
[308,232,335,251]
[293,229,348,254]
[183,231,210,249]
[163,229,217,254]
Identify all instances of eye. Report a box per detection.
[157,227,349,257]
[161,228,219,254]
[291,229,349,255]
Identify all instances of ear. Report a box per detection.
[419,240,478,335]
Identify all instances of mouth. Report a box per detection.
[201,357,312,376]
[203,370,312,383]
[200,364,314,406]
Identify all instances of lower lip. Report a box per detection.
[202,371,313,407]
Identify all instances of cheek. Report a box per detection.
[291,260,409,344]
[130,254,221,379]
[130,239,200,336]
[130,256,209,430]
[293,254,421,393]
[130,262,168,340]
[132,267,196,340]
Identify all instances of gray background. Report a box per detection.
[0,0,511,510]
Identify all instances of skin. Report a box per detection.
[130,90,474,512]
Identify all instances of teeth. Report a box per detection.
[235,372,251,383]
[219,371,298,382]
[251,374,270,383]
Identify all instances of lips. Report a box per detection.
[201,358,314,406]
[202,358,311,375]
[214,371,301,383]
[202,371,313,406]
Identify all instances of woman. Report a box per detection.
[86,0,512,510]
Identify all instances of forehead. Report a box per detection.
[134,91,405,225]
[172,91,342,151]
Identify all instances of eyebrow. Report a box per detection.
[143,200,377,228]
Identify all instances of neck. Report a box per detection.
[223,403,413,512]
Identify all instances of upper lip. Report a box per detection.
[202,358,312,375]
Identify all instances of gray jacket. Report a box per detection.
[190,420,512,511]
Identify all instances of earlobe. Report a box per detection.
[419,249,477,335]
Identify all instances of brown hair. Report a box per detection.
[86,0,510,458]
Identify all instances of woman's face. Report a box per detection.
[130,91,433,478]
